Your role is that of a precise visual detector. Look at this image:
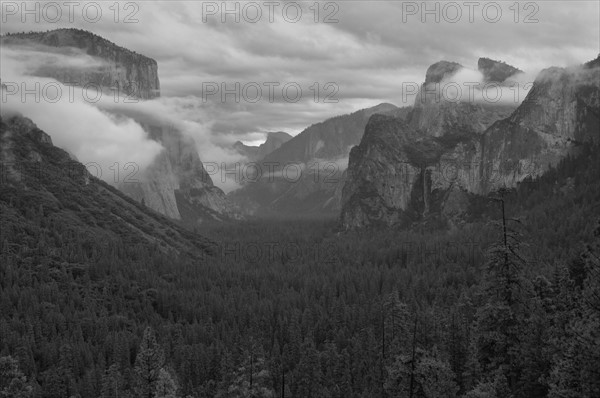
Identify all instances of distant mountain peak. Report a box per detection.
[233,131,293,162]
[265,131,293,141]
[478,57,522,82]
[370,102,399,112]
[424,61,463,84]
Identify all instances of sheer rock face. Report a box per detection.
[423,61,463,85]
[341,56,600,229]
[229,104,410,219]
[116,120,239,223]
[341,116,421,228]
[503,59,600,144]
[263,103,401,165]
[1,29,160,99]
[409,60,516,137]
[478,57,523,83]
[2,29,238,224]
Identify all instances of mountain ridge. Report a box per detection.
[2,28,239,225]
[229,103,411,218]
[1,28,160,99]
[340,55,600,228]
[233,131,293,162]
[0,113,215,257]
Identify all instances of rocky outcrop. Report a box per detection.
[234,132,292,162]
[478,57,523,83]
[423,61,463,85]
[2,29,238,224]
[341,56,600,229]
[408,60,517,137]
[341,116,421,228]
[229,104,410,218]
[263,103,403,164]
[1,29,160,99]
[499,58,600,144]
[409,100,515,138]
[115,117,239,223]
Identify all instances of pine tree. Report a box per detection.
[464,370,512,398]
[134,327,166,398]
[384,348,458,398]
[473,191,530,392]
[549,220,600,397]
[0,356,33,398]
[100,363,125,398]
[154,368,178,398]
[294,339,323,398]
[58,344,76,397]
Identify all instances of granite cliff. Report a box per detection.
[1,29,160,99]
[1,28,237,224]
[117,120,238,222]
[229,104,410,218]
[341,56,600,228]
[409,59,517,137]
[478,57,523,83]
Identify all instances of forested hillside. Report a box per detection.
[1,115,599,397]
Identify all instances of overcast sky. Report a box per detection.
[1,0,599,145]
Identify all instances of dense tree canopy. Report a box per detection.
[1,139,599,397]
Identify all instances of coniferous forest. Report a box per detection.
[1,115,599,397]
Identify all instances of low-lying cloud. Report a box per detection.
[1,45,164,183]
[439,67,537,105]
[0,43,253,191]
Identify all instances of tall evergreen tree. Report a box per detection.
[134,327,166,398]
[154,368,178,398]
[100,363,126,398]
[549,220,600,397]
[473,192,531,390]
[0,356,33,398]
